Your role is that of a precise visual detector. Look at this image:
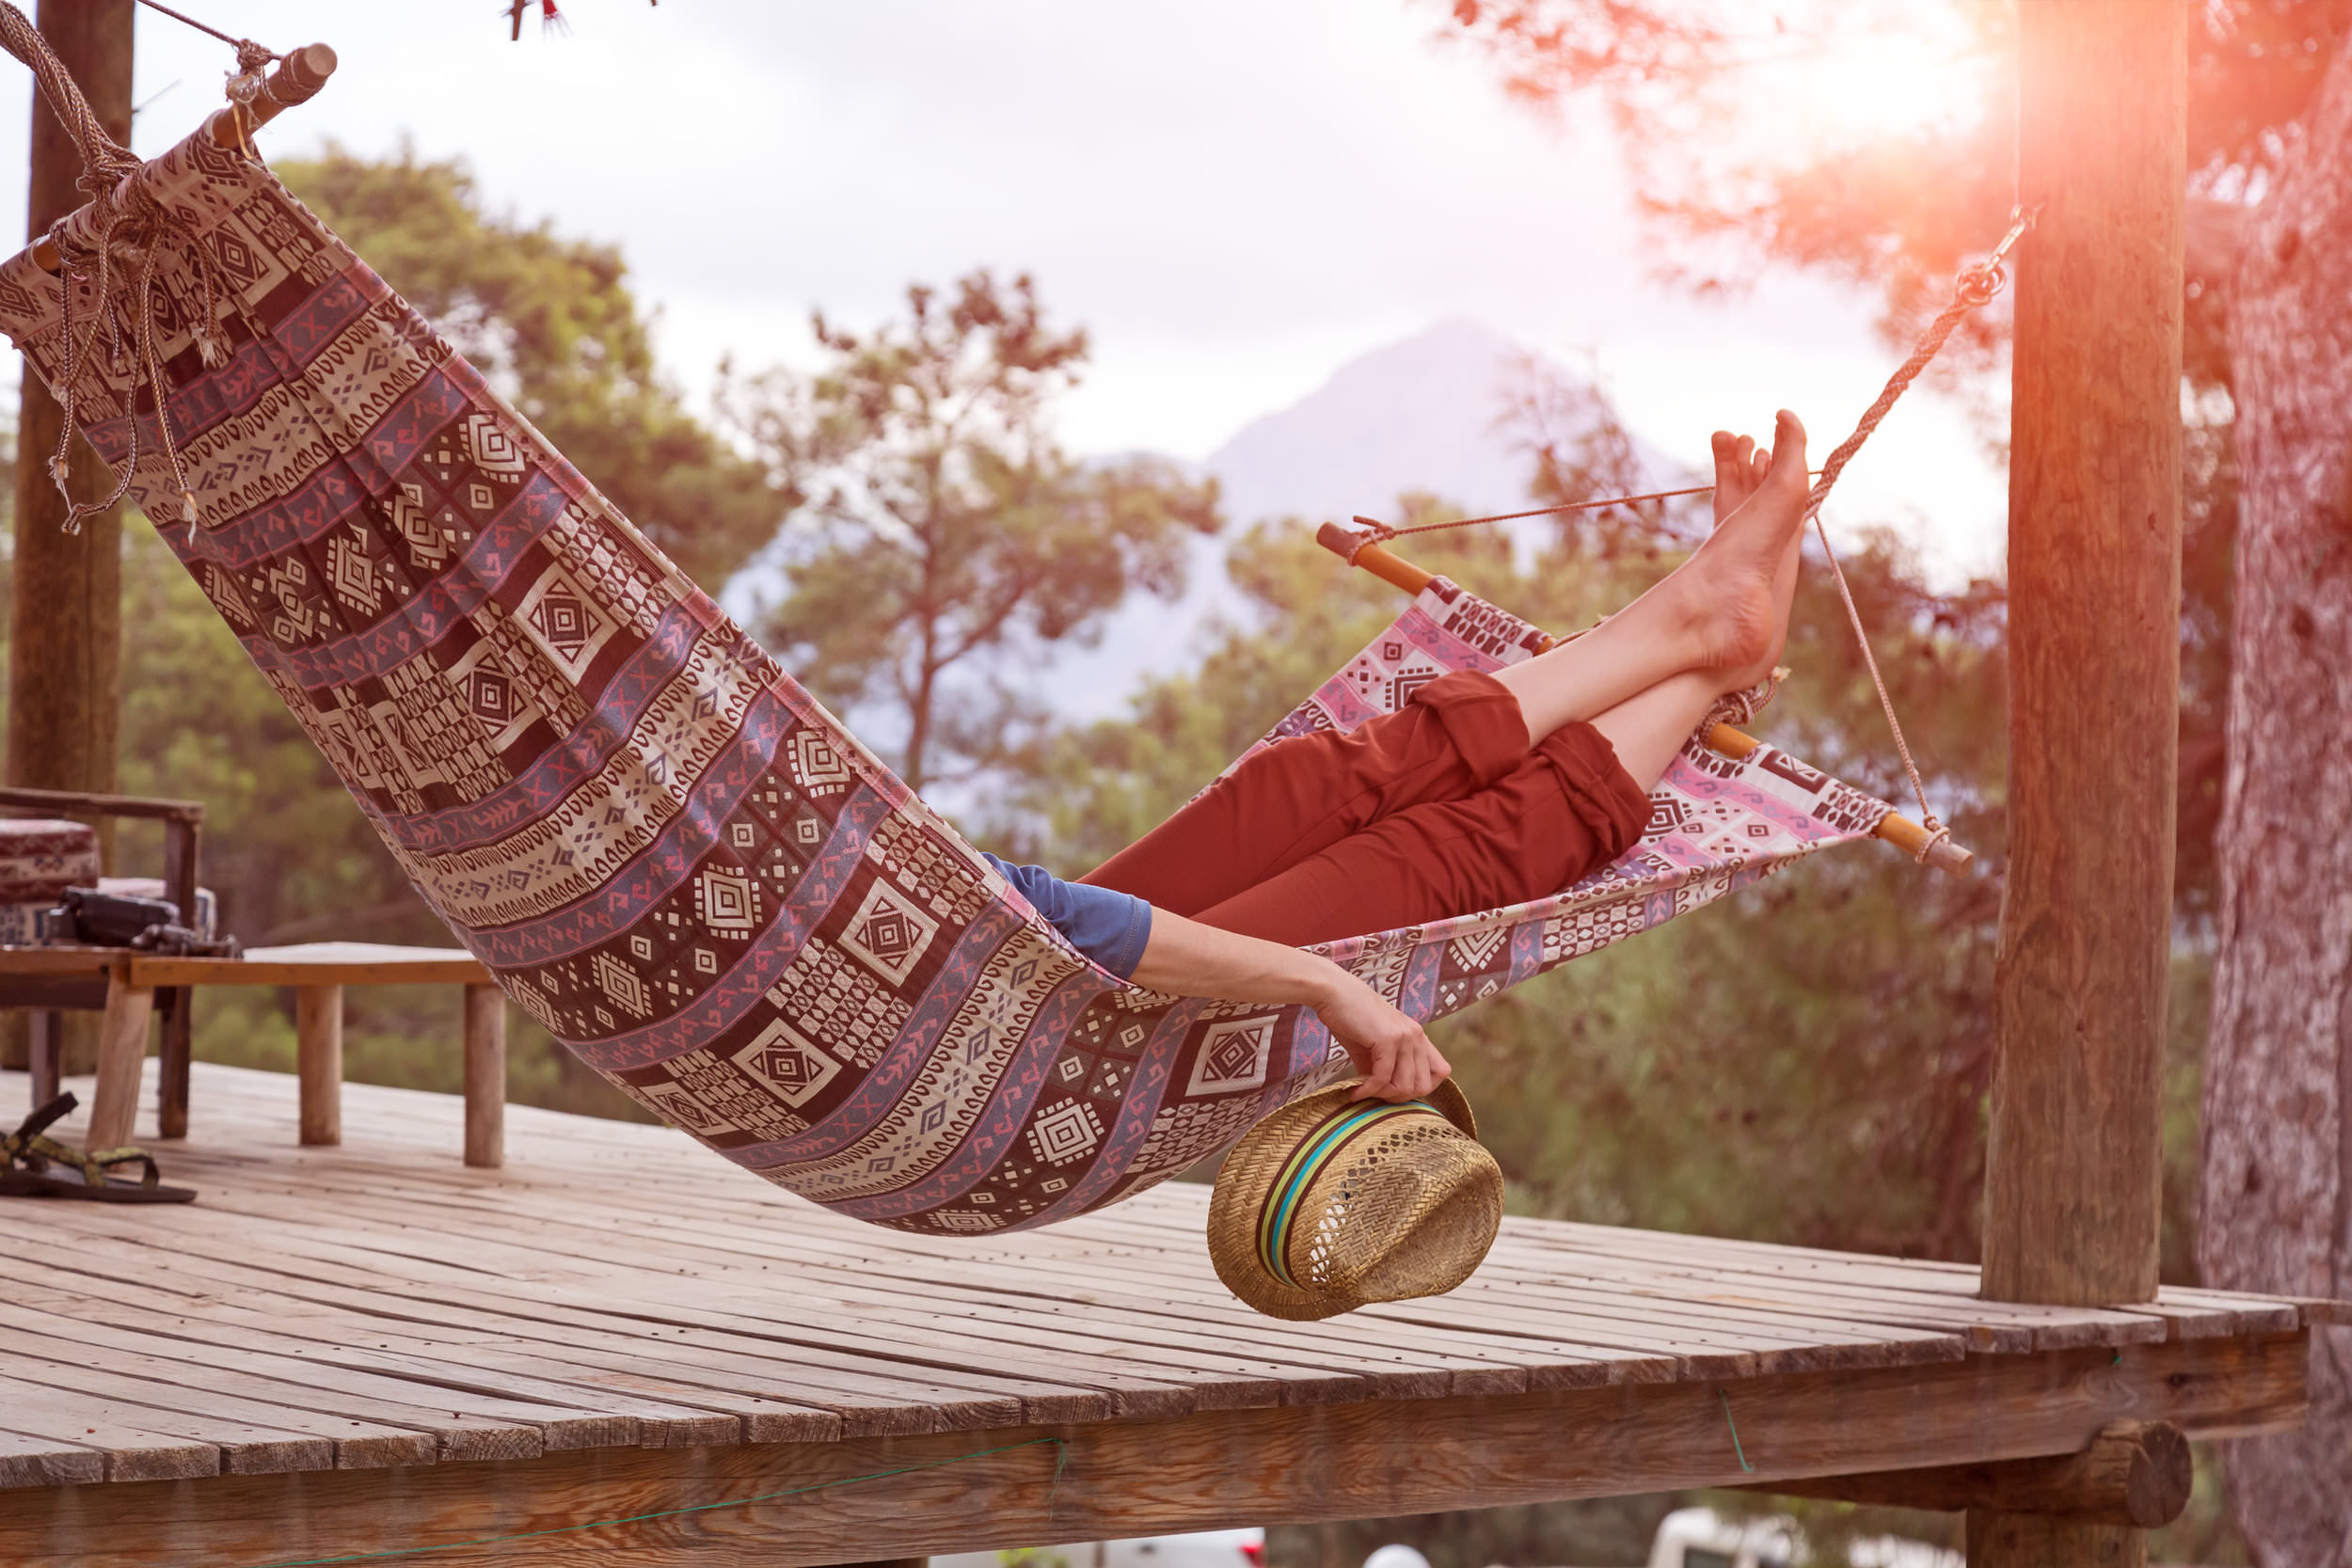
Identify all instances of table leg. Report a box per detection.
[28,1010,61,1113]
[463,984,504,1168]
[295,984,342,1146]
[158,987,191,1139]
[87,981,156,1151]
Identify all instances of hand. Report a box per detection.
[1311,964,1452,1102]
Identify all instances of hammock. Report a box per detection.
[0,122,1917,1237]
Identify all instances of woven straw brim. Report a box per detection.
[1207,1078,1502,1321]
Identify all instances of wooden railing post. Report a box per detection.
[1977,2,2186,1563]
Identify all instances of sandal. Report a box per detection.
[1,1093,196,1203]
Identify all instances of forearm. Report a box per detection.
[1125,906,1452,1102]
[1125,907,1346,1008]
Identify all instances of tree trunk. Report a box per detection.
[1,0,133,1077]
[2202,36,2352,1567]
[8,0,132,808]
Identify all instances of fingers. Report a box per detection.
[1346,1027,1451,1102]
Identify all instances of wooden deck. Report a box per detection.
[0,1062,2332,1568]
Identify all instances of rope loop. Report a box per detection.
[1954,261,2006,308]
[1913,816,1952,866]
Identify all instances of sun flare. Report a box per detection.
[1752,27,1998,151]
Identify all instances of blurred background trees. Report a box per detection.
[722,271,1221,794]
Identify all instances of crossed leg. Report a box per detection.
[1085,412,1813,945]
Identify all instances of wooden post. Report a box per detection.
[26,1010,60,1112]
[463,984,505,1169]
[84,976,151,1151]
[156,816,200,1138]
[2,0,134,1084]
[1977,3,2185,1564]
[295,985,343,1146]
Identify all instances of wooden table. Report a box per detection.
[2,942,505,1167]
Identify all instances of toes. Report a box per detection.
[1769,410,1809,484]
[1710,432,1742,523]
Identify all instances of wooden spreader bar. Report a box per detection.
[29,42,337,276]
[1317,523,1975,874]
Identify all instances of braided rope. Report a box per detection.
[0,5,141,193]
[1797,290,1983,844]
[1794,214,2032,848]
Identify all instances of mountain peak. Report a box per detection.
[1202,319,1650,530]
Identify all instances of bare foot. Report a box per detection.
[1669,411,1809,677]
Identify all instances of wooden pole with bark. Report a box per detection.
[3,0,133,1082]
[1974,3,2185,1565]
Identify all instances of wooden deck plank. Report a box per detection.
[155,1159,1681,1396]
[161,1194,1344,1410]
[2,1057,2328,1519]
[221,1072,2349,1333]
[0,1433,107,1492]
[16,1212,1157,1427]
[0,1371,315,1477]
[4,1242,920,1444]
[233,1181,1717,1392]
[0,1346,433,1470]
[1495,1226,2185,1346]
[0,1302,555,1462]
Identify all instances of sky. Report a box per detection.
[0,0,2010,580]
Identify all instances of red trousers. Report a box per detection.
[1082,670,1651,946]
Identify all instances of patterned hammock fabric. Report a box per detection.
[0,135,1900,1235]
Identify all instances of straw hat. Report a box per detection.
[1207,1078,1502,1320]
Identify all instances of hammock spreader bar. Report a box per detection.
[0,44,1907,1236]
[1316,525,1976,875]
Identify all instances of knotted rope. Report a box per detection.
[1351,208,2040,860]
[0,0,272,532]
[1791,207,2035,857]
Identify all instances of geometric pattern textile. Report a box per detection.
[0,134,1897,1234]
[0,817,101,903]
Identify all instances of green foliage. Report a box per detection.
[275,143,780,593]
[724,271,1220,794]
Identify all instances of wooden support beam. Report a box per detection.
[1978,3,2186,1565]
[156,816,199,1139]
[294,985,342,1147]
[26,1010,61,1113]
[0,1334,2304,1568]
[83,978,151,1151]
[1752,1419,2190,1528]
[463,984,505,1169]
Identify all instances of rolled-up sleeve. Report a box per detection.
[982,854,1154,979]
